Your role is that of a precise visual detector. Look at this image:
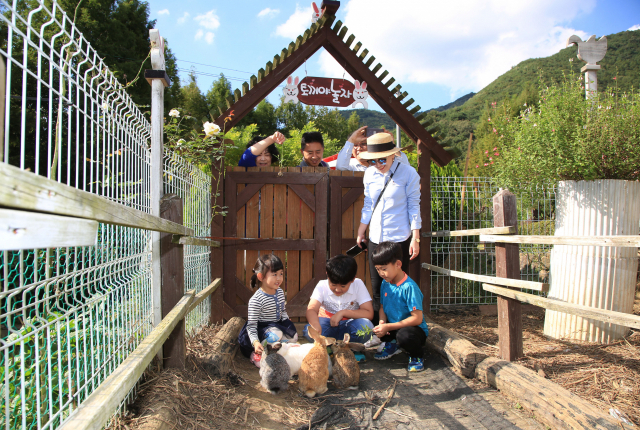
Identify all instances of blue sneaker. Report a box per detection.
[353,352,366,363]
[374,341,401,360]
[407,357,425,372]
[264,331,280,343]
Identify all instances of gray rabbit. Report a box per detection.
[259,341,291,395]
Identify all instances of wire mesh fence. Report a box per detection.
[0,1,212,429]
[430,176,556,308]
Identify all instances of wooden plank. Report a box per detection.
[273,177,288,288]
[58,291,195,430]
[384,77,395,88]
[332,19,343,33]
[342,171,354,256]
[333,175,363,188]
[0,162,192,236]
[341,186,362,211]
[418,143,431,314]
[352,181,367,291]
[288,183,316,212]
[364,55,375,68]
[234,167,246,304]
[245,177,260,294]
[233,89,241,102]
[210,158,224,324]
[223,302,239,321]
[265,61,272,76]
[352,41,362,53]
[286,167,301,312]
[378,70,389,81]
[225,239,316,250]
[401,97,414,108]
[422,263,548,292]
[408,105,420,115]
[299,168,315,322]
[242,82,249,96]
[371,63,382,74]
[257,68,265,82]
[189,278,222,313]
[483,284,640,330]
[323,30,452,166]
[426,226,516,237]
[359,48,369,60]
[249,75,257,89]
[390,84,402,94]
[234,279,255,304]
[313,171,328,297]
[174,236,220,247]
[480,234,640,247]
[225,171,326,185]
[345,34,355,48]
[260,167,274,241]
[493,189,522,361]
[337,25,348,40]
[397,91,408,102]
[160,194,187,369]
[0,209,98,250]
[329,170,343,259]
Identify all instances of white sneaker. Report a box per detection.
[364,335,382,348]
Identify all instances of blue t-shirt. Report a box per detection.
[238,148,258,167]
[380,273,429,336]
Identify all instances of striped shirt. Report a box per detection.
[247,288,290,344]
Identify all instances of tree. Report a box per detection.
[205,73,233,118]
[346,111,362,133]
[313,107,348,142]
[252,100,278,136]
[180,70,209,122]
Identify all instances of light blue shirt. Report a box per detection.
[361,158,421,243]
[336,141,409,171]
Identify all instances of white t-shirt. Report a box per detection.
[310,278,372,319]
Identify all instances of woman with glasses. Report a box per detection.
[356,132,421,320]
[335,126,408,171]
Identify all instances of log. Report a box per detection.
[201,317,245,376]
[424,320,488,378]
[475,357,633,430]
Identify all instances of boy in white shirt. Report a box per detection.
[304,254,375,345]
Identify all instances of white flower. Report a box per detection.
[177,139,186,147]
[203,122,220,137]
[101,102,109,111]
[169,109,180,118]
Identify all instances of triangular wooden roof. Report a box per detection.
[213,5,453,166]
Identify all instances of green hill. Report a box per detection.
[433,29,640,163]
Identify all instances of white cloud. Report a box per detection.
[318,0,595,97]
[205,32,215,44]
[177,12,190,24]
[258,7,280,19]
[629,24,640,31]
[195,10,221,30]
[275,5,313,39]
[158,9,169,16]
[195,29,204,41]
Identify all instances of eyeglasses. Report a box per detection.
[368,158,388,166]
[353,143,367,150]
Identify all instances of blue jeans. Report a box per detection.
[304,318,374,344]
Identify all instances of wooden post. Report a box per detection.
[417,140,431,314]
[493,189,522,361]
[210,156,224,324]
[160,193,186,369]
[147,29,167,335]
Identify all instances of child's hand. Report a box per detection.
[330,311,343,327]
[373,323,390,337]
[253,340,264,354]
[270,131,286,145]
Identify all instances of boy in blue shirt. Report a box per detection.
[371,241,429,372]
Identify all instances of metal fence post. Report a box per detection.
[493,189,522,360]
[160,193,186,368]
[147,30,168,335]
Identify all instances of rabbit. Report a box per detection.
[331,333,365,390]
[298,326,335,398]
[259,341,291,395]
[283,76,300,104]
[311,2,322,23]
[277,342,333,378]
[352,80,369,109]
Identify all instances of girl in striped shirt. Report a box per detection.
[237,254,298,366]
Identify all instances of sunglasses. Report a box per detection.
[368,158,388,166]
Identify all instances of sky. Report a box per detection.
[149,0,640,112]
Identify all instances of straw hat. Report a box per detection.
[359,132,401,160]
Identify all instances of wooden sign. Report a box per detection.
[297,76,358,107]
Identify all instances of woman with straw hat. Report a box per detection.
[355,132,422,321]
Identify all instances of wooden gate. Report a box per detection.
[223,167,328,319]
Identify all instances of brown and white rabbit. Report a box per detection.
[298,326,335,398]
[332,333,365,390]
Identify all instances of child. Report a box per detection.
[304,255,374,346]
[238,131,286,167]
[371,242,429,372]
[238,254,298,366]
[298,131,329,167]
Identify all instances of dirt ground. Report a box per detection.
[107,326,543,430]
[429,293,640,427]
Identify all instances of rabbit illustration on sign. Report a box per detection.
[352,81,369,108]
[311,2,322,23]
[283,76,300,104]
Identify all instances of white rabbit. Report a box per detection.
[283,76,299,104]
[311,2,322,23]
[352,80,369,109]
[276,342,333,378]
